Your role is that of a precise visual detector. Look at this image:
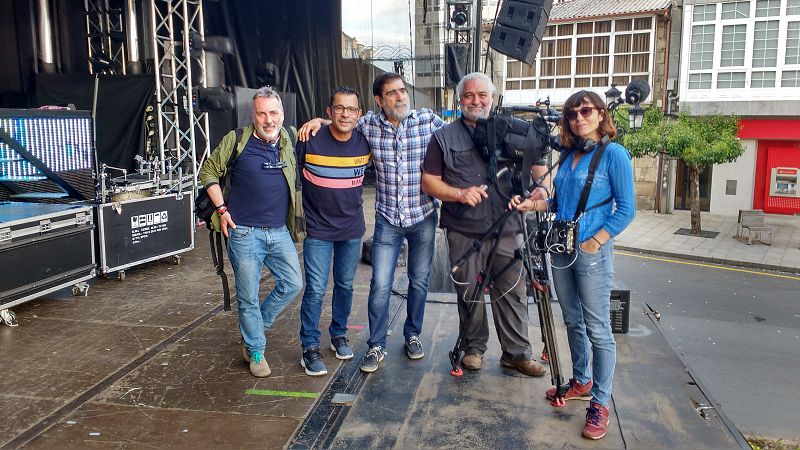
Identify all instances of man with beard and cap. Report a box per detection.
[421,72,548,377]
[200,86,303,378]
[299,73,444,374]
[295,86,371,376]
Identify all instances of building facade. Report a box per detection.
[680,0,800,215]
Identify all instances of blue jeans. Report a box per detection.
[299,237,362,349]
[551,242,616,406]
[366,212,437,349]
[227,225,302,355]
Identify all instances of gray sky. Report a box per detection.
[341,0,415,51]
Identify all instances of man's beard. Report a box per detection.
[462,106,489,123]
[384,102,410,122]
[256,126,279,142]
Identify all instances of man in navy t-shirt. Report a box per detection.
[296,86,371,376]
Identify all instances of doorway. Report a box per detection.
[674,160,712,211]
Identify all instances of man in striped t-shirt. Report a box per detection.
[296,87,371,376]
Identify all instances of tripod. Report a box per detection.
[447,153,575,407]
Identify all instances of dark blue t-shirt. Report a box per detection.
[227,134,289,228]
[296,126,371,240]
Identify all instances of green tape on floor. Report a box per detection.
[245,388,320,399]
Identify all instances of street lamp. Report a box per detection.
[628,105,644,130]
[604,84,622,107]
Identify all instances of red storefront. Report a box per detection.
[739,119,800,215]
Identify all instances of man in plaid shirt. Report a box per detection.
[299,73,445,373]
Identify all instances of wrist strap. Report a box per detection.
[591,236,602,246]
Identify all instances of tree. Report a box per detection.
[616,109,745,235]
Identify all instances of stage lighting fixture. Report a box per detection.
[194,87,235,112]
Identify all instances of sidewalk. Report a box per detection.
[614,210,800,274]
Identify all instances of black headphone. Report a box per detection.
[578,134,610,152]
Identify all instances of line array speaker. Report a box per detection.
[488,0,553,65]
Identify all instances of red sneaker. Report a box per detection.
[546,378,592,401]
[582,401,610,440]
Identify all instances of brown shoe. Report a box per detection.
[462,353,483,370]
[500,357,547,377]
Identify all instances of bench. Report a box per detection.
[737,209,772,245]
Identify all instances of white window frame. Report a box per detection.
[680,0,800,100]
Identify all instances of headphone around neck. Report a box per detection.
[578,134,610,152]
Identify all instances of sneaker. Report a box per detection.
[500,357,547,377]
[546,378,593,401]
[300,347,328,376]
[330,336,354,360]
[582,401,610,440]
[249,352,271,377]
[462,353,483,370]
[359,346,385,373]
[405,336,424,360]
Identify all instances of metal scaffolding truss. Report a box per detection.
[149,0,209,187]
[85,0,127,74]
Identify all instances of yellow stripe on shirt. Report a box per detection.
[305,153,371,167]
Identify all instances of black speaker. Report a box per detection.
[488,0,553,65]
[445,43,471,88]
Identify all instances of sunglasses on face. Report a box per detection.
[565,106,598,121]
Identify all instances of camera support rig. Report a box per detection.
[448,104,576,406]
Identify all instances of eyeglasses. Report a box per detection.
[565,106,598,121]
[383,87,408,98]
[332,105,360,115]
[262,161,287,170]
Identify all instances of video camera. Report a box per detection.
[472,105,558,194]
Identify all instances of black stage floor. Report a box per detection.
[0,224,747,449]
[290,289,748,449]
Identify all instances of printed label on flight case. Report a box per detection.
[130,211,169,244]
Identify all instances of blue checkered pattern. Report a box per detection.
[357,109,445,227]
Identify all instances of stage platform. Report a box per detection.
[0,225,747,449]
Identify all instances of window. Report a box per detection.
[789,0,800,15]
[751,71,776,87]
[634,17,652,30]
[755,0,780,16]
[717,72,746,88]
[782,70,800,87]
[721,24,746,66]
[689,73,712,89]
[753,21,779,67]
[693,4,716,21]
[690,25,715,70]
[788,22,800,64]
[722,1,750,19]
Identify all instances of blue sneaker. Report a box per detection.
[301,347,327,376]
[359,346,385,373]
[405,336,424,360]
[330,336,354,360]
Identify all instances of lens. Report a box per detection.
[580,107,595,118]
[565,111,578,121]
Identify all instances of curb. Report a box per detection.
[614,245,800,275]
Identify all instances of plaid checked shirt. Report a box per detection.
[357,108,445,227]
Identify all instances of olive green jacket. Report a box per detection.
[198,124,304,242]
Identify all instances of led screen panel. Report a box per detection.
[0,109,94,182]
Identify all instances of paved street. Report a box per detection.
[614,249,800,441]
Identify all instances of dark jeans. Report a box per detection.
[299,237,362,349]
[366,213,437,349]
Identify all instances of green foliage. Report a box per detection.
[616,109,745,169]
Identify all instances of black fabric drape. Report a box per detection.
[205,0,345,123]
[35,73,154,172]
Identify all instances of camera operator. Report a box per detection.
[421,72,547,377]
[511,90,635,440]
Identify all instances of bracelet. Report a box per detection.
[591,236,602,246]
[455,188,464,203]
[216,205,228,215]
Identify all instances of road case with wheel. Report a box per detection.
[95,191,194,276]
[0,202,96,309]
